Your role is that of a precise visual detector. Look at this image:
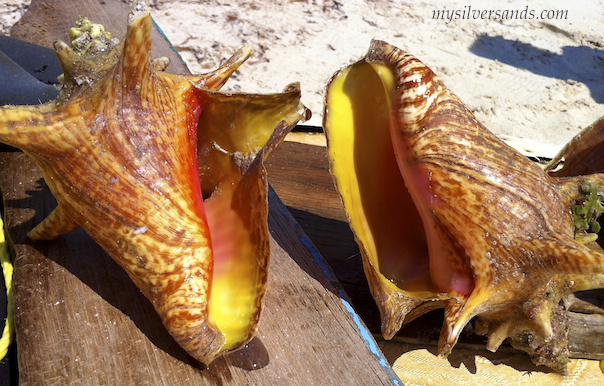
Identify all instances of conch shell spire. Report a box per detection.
[0,0,309,364]
[324,39,604,372]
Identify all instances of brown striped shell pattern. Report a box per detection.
[0,0,308,365]
[324,40,604,373]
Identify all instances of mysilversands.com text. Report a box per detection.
[433,6,568,24]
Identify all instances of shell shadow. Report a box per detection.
[470,34,604,103]
[380,338,556,376]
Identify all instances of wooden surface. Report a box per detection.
[266,141,382,332]
[8,0,604,384]
[2,1,401,385]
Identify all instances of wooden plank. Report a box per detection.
[2,0,401,384]
[266,141,383,332]
[266,140,346,222]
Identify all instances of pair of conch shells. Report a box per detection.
[1,0,603,373]
[324,40,604,373]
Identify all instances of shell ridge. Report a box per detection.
[421,159,574,262]
[0,108,59,151]
[437,301,466,357]
[27,204,81,240]
[195,46,254,92]
[121,8,153,94]
[522,237,604,276]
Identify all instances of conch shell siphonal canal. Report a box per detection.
[324,40,604,373]
[0,0,309,364]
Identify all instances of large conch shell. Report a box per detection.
[0,0,308,364]
[324,40,604,372]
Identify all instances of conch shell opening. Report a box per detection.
[0,0,309,364]
[199,82,309,354]
[324,39,604,373]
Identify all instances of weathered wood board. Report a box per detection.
[1,0,401,384]
[266,140,383,332]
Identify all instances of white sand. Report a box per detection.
[2,0,604,154]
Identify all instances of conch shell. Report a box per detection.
[0,0,308,364]
[323,40,604,372]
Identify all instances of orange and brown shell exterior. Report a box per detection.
[0,0,309,364]
[323,39,604,372]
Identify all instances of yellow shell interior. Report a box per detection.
[325,61,440,298]
[199,87,305,352]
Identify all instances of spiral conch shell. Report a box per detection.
[0,0,308,364]
[324,40,604,372]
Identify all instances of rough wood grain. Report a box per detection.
[266,141,382,332]
[266,141,346,223]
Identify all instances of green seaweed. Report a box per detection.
[572,180,604,243]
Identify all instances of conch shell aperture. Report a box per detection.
[324,40,604,372]
[0,0,308,364]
